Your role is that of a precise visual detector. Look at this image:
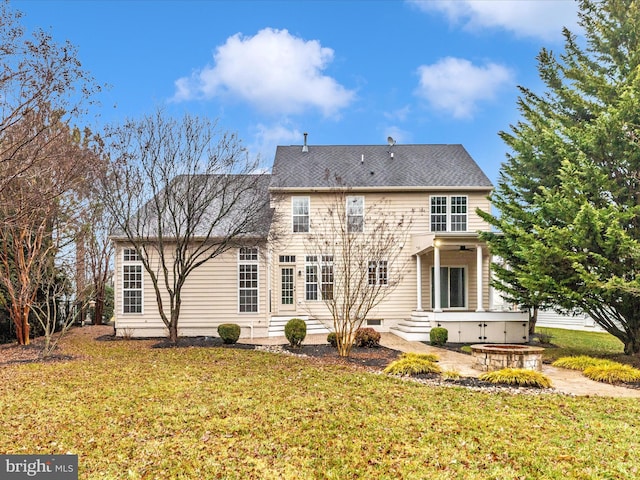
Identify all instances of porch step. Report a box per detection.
[389,318,432,342]
[268,316,331,337]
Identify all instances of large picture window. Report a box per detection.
[292,196,310,233]
[430,196,467,232]
[122,248,142,314]
[239,247,259,313]
[431,266,466,309]
[346,195,364,233]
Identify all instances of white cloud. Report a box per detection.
[409,0,579,41]
[415,57,514,119]
[248,122,303,166]
[384,105,412,122]
[173,28,355,117]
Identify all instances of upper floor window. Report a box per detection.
[430,196,467,232]
[292,196,310,233]
[123,248,141,262]
[347,195,364,233]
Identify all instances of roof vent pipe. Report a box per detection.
[302,132,308,153]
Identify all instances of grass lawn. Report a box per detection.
[536,327,633,365]
[1,329,640,479]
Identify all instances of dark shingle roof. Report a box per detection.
[270,144,492,190]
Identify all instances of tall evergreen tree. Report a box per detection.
[481,0,640,353]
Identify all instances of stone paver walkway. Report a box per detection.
[246,332,640,398]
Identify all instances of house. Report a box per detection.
[113,140,529,343]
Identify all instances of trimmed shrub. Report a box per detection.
[327,332,338,347]
[218,323,241,344]
[384,354,442,376]
[430,327,448,346]
[552,355,616,371]
[583,363,640,384]
[285,318,307,348]
[354,327,381,348]
[479,368,552,388]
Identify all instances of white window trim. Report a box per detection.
[431,265,468,310]
[292,196,310,233]
[368,260,389,287]
[346,195,365,233]
[305,254,334,301]
[238,247,260,314]
[122,248,143,315]
[429,195,468,233]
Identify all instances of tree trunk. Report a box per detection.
[528,305,538,336]
[623,334,640,355]
[12,303,30,345]
[169,321,178,344]
[93,283,105,325]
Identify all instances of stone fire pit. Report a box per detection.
[470,344,544,372]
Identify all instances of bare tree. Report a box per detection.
[80,200,115,325]
[102,110,272,344]
[305,188,412,357]
[0,1,100,197]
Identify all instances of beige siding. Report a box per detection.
[114,244,268,338]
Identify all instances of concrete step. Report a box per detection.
[389,327,430,342]
[268,316,331,337]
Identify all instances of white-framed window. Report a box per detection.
[368,260,388,286]
[431,266,466,309]
[305,255,333,301]
[238,247,259,313]
[292,196,310,233]
[430,196,467,232]
[347,195,364,233]
[450,196,468,231]
[122,248,143,314]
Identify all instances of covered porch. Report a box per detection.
[390,232,529,343]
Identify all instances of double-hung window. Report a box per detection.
[305,255,333,300]
[430,196,467,232]
[292,197,310,233]
[239,247,259,313]
[122,248,143,314]
[347,196,364,233]
[368,260,388,286]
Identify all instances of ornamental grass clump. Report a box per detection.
[384,352,441,376]
[285,318,307,348]
[217,323,241,344]
[552,355,616,371]
[479,368,552,388]
[583,363,640,384]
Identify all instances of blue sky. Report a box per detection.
[15,0,580,182]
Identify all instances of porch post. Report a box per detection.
[434,243,442,312]
[415,254,422,311]
[476,245,485,312]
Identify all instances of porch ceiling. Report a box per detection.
[411,232,486,256]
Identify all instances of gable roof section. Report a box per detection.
[112,173,273,240]
[270,144,492,190]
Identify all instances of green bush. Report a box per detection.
[285,318,307,348]
[384,353,442,376]
[430,327,448,346]
[479,368,552,388]
[583,363,640,384]
[327,332,338,347]
[354,327,381,347]
[217,323,241,344]
[552,355,616,371]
